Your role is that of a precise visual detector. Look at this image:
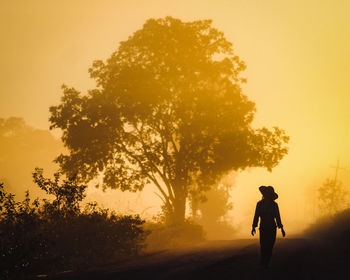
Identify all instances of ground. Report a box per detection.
[49,238,349,280]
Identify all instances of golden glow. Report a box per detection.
[1,0,350,237]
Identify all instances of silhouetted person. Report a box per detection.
[251,186,285,268]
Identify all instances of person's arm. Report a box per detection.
[275,203,286,237]
[251,203,259,236]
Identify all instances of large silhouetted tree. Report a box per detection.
[50,17,289,224]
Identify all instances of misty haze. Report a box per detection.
[1,1,350,279]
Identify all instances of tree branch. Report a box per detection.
[135,123,175,201]
[118,138,173,206]
[159,127,176,201]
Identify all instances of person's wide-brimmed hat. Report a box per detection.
[259,185,278,200]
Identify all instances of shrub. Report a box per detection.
[304,208,350,253]
[0,170,148,280]
[144,220,205,252]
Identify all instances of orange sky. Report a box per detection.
[1,0,350,236]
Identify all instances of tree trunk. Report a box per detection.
[172,194,186,224]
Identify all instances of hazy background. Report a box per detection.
[1,0,349,237]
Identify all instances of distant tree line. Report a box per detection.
[0,117,62,197]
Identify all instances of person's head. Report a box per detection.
[259,185,278,201]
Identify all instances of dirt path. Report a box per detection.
[51,238,349,280]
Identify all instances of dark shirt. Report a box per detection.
[252,199,283,229]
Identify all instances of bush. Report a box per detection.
[0,170,149,280]
[200,220,236,240]
[304,208,350,253]
[144,220,205,252]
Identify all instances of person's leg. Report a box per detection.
[259,229,267,266]
[265,228,277,267]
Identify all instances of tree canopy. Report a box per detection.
[50,17,289,223]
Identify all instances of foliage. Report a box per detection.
[198,184,233,222]
[318,177,348,216]
[194,183,236,239]
[32,167,87,216]
[0,170,148,280]
[144,219,205,252]
[189,173,236,239]
[304,208,350,253]
[49,17,289,223]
